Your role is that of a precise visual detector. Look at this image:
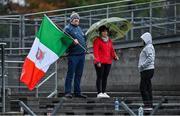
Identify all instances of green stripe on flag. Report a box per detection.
[36,15,73,57]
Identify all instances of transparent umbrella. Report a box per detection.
[85,17,132,47]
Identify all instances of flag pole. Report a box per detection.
[44,14,88,53]
[60,27,88,53]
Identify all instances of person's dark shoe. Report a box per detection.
[64,93,72,99]
[74,94,87,98]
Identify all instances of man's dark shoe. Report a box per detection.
[74,94,87,98]
[64,93,72,98]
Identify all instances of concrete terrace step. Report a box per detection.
[22,96,180,105]
[37,102,180,109]
[154,109,180,115]
[51,109,135,115]
[0,111,23,115]
[24,100,179,107]
[8,91,180,115]
[9,96,179,110]
[58,91,180,97]
[49,108,180,115]
[10,90,180,98]
[9,99,180,115]
[10,95,178,102]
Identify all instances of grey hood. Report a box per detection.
[138,32,155,72]
[141,32,152,45]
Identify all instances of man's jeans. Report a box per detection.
[65,54,85,95]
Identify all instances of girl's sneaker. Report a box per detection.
[103,93,110,98]
[97,93,104,98]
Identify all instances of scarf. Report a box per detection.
[101,36,109,42]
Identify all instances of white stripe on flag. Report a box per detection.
[27,37,59,72]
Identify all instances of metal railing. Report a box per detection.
[120,100,137,116]
[0,0,179,49]
[112,97,168,116]
[51,98,64,115]
[150,97,168,115]
[11,100,37,116]
[0,43,6,113]
[0,47,58,99]
[35,71,57,98]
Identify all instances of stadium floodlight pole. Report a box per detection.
[0,43,6,113]
[45,14,88,53]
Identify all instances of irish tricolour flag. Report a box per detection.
[20,15,73,90]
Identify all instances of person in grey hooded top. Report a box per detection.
[138,32,155,110]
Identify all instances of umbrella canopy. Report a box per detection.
[85,17,132,47]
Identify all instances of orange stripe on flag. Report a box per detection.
[20,58,45,91]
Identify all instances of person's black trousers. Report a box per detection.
[140,69,154,107]
[95,64,111,94]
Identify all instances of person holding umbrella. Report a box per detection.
[93,25,119,98]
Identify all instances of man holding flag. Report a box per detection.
[64,11,87,98]
[20,15,73,91]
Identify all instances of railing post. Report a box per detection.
[34,18,38,34]
[19,15,25,49]
[64,10,67,27]
[121,101,137,116]
[19,15,22,54]
[89,11,92,27]
[131,10,134,40]
[106,5,109,18]
[9,21,12,54]
[18,100,37,116]
[1,43,6,113]
[150,97,167,116]
[141,18,145,35]
[174,1,177,34]
[36,87,39,98]
[22,15,25,49]
[51,98,64,115]
[149,1,152,34]
[55,62,58,97]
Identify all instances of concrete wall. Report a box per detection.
[57,42,180,92]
